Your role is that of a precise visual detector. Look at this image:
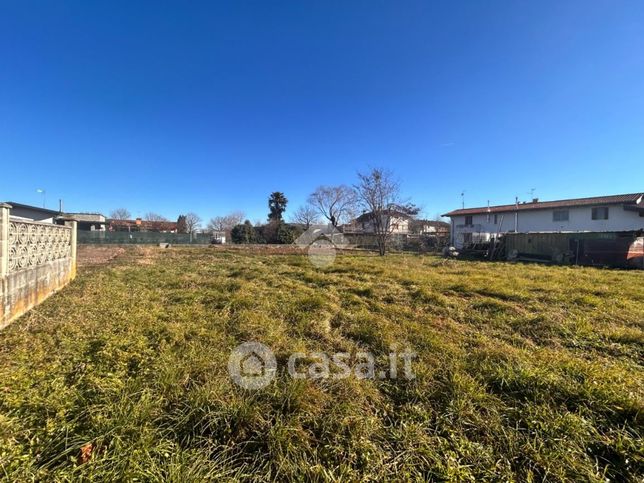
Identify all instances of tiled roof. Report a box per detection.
[108,219,178,231]
[443,193,643,217]
[355,209,413,222]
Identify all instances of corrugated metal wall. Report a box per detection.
[505,232,643,268]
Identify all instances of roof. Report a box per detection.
[442,193,644,217]
[108,218,178,231]
[355,209,413,222]
[411,219,450,228]
[58,213,106,222]
[4,201,61,216]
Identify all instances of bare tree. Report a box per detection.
[354,168,404,256]
[207,211,245,232]
[110,208,131,220]
[144,212,168,222]
[184,212,202,234]
[290,204,320,229]
[308,185,356,228]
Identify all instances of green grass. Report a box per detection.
[0,247,642,481]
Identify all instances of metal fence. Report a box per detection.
[77,231,212,245]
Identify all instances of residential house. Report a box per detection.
[343,210,412,234]
[409,219,450,236]
[443,193,644,249]
[108,218,178,233]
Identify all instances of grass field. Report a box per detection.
[0,247,642,481]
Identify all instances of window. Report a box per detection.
[464,215,473,226]
[553,209,569,222]
[592,207,609,220]
[640,211,644,217]
[494,214,499,224]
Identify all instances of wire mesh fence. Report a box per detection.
[77,231,213,245]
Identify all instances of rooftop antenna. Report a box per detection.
[528,188,536,199]
[460,191,465,209]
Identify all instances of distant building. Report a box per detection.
[343,210,412,234]
[58,213,106,231]
[409,219,450,236]
[3,202,60,223]
[108,218,178,233]
[443,193,644,249]
[210,231,226,244]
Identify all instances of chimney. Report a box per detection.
[532,198,539,203]
[136,218,142,225]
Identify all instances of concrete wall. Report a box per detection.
[450,204,644,248]
[1,258,75,329]
[0,204,77,329]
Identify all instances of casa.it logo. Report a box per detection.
[228,341,416,390]
[227,341,277,390]
[294,224,350,268]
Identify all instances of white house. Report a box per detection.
[343,210,411,234]
[443,193,644,248]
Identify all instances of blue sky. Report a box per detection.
[1,1,643,223]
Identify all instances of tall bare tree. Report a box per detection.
[144,212,168,222]
[110,208,131,220]
[354,168,403,256]
[308,185,356,228]
[290,204,320,230]
[184,212,202,234]
[207,211,245,232]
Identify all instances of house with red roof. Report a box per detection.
[108,218,178,233]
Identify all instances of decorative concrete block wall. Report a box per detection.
[0,204,77,329]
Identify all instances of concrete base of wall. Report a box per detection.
[1,258,75,329]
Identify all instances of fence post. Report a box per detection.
[70,220,77,278]
[0,203,11,278]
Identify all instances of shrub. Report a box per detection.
[231,221,255,244]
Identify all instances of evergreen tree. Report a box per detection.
[231,220,255,243]
[268,192,288,222]
[176,215,188,234]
